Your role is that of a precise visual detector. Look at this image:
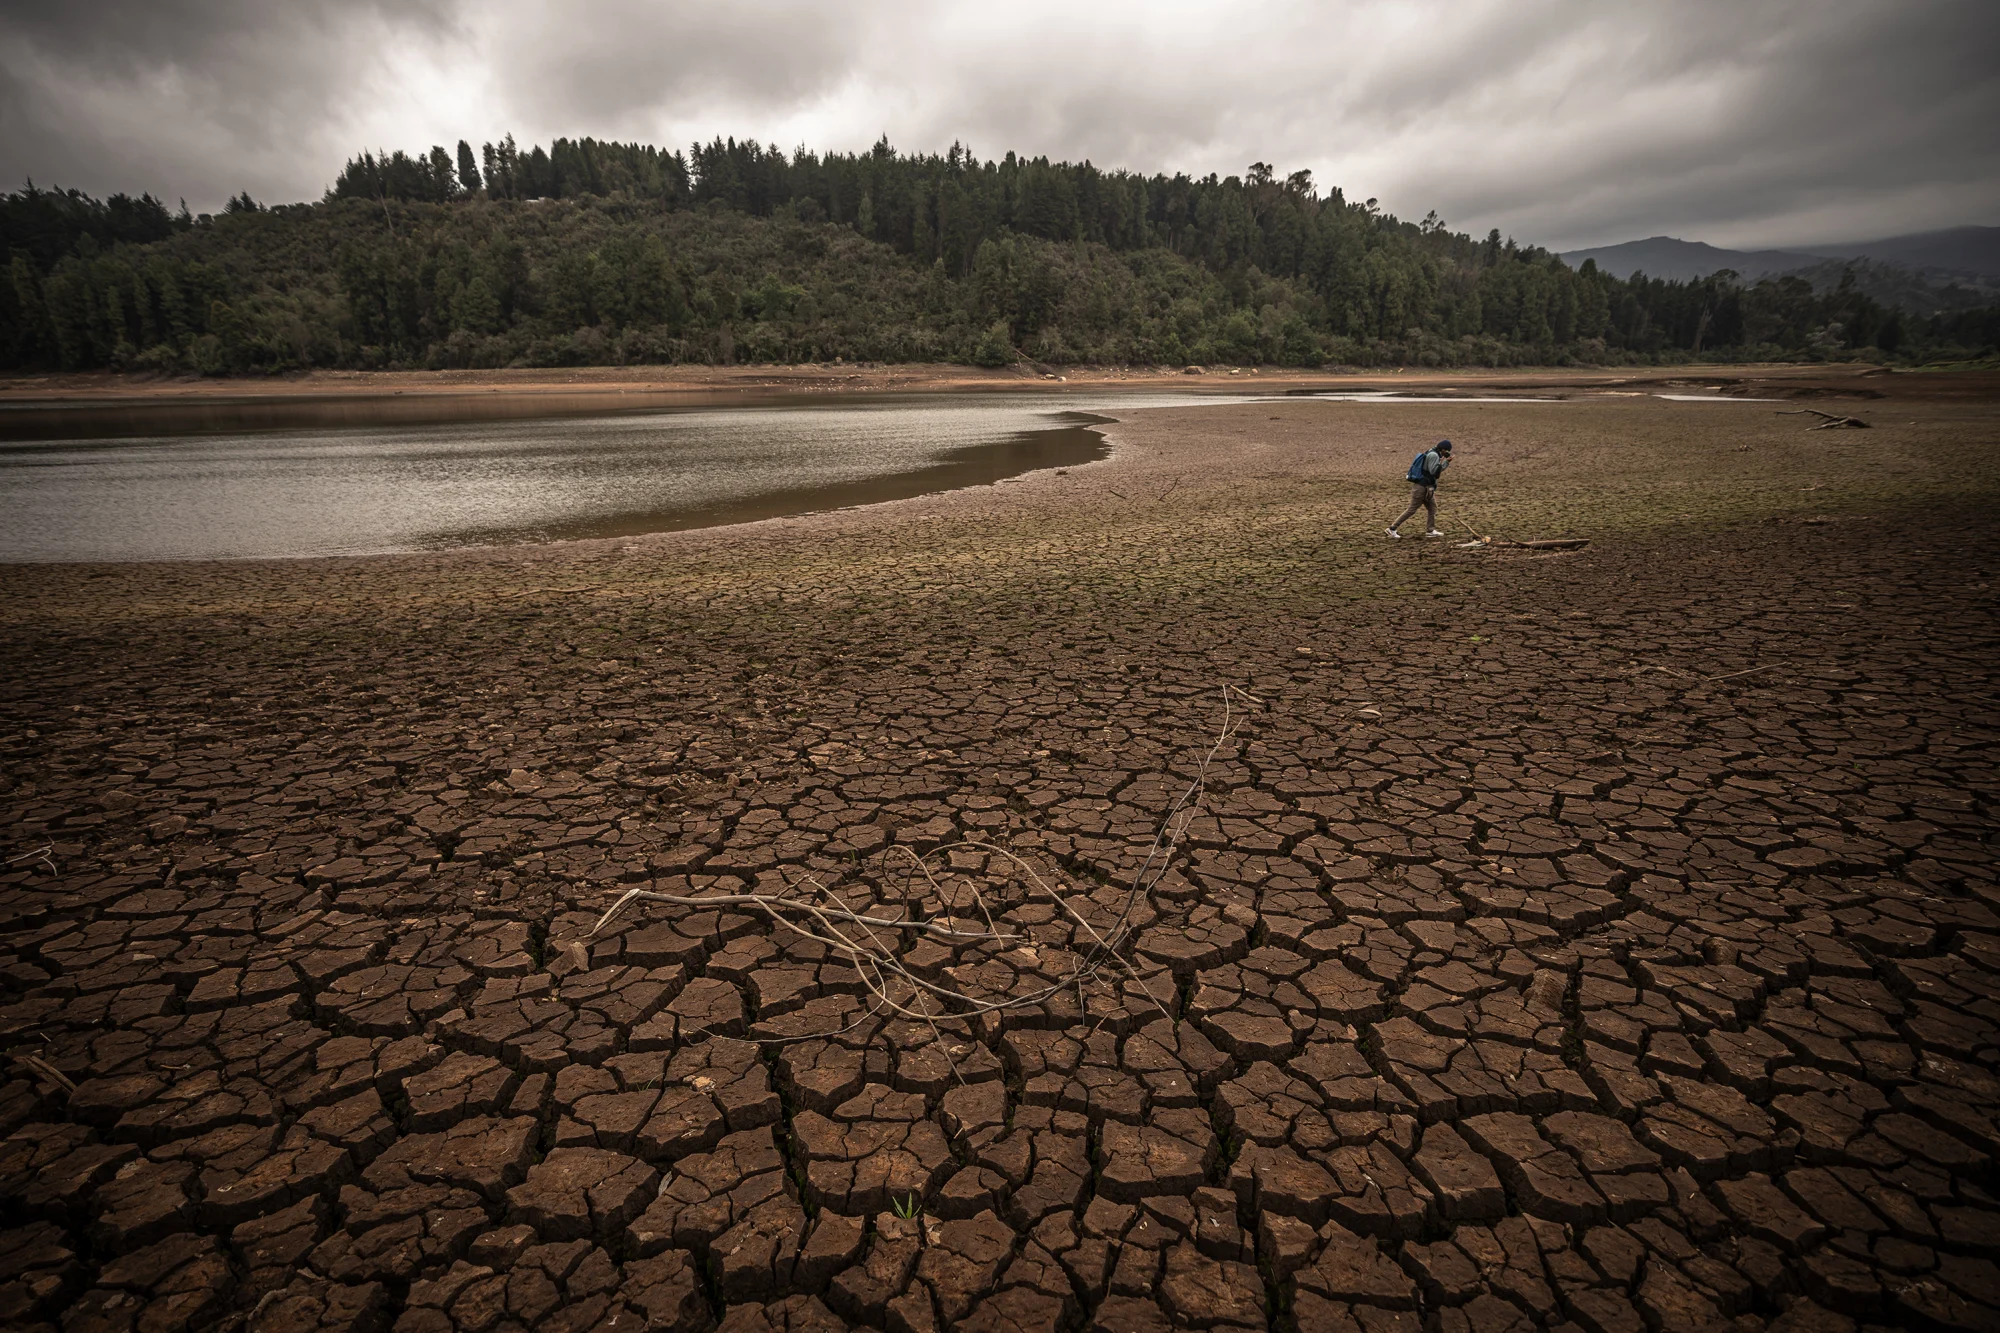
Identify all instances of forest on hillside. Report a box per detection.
[2,135,1995,375]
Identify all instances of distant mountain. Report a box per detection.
[1564,228,2000,284]
[1794,226,2000,283]
[1560,227,2000,316]
[1558,236,1824,282]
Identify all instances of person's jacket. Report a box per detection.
[1407,449,1449,487]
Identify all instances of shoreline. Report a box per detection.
[0,358,1907,407]
[1,359,1958,446]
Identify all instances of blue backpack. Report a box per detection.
[1407,451,1435,483]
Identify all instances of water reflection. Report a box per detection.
[0,389,978,443]
[461,419,1113,546]
[0,397,1137,563]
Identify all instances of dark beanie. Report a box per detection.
[1437,439,1453,452]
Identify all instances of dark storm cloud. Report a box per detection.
[2,0,1994,248]
[1402,0,2000,247]
[0,0,465,209]
[487,1,889,125]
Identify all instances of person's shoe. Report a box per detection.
[1425,529,1445,538]
[1386,528,1402,539]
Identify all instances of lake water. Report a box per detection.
[0,392,1259,563]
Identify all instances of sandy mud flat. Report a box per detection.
[0,359,1925,438]
[0,368,1996,1332]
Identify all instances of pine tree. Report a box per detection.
[454,275,501,334]
[497,134,520,197]
[428,146,455,200]
[456,141,482,195]
[971,320,1014,366]
[7,255,52,364]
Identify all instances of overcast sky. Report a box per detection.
[2,0,1994,251]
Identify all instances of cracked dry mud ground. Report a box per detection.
[1,388,1996,1333]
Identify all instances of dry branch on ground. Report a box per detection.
[1779,408,1871,429]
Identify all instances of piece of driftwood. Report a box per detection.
[1779,408,1870,429]
[1458,535,1590,551]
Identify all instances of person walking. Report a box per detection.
[1388,439,1452,538]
